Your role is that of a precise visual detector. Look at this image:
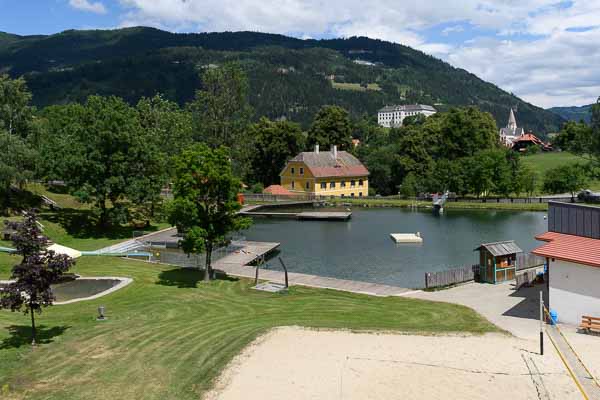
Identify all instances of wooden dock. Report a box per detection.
[297,212,351,221]
[214,241,281,267]
[239,209,352,221]
[213,241,412,297]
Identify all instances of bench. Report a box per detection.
[580,316,600,334]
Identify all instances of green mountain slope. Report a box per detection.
[548,104,593,124]
[0,27,564,132]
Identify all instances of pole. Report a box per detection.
[278,257,289,288]
[539,290,544,356]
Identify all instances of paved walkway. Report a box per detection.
[408,281,545,339]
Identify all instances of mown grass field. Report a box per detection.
[0,254,498,399]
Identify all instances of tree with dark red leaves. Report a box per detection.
[0,211,74,345]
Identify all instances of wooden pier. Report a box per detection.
[240,209,352,221]
[213,241,411,297]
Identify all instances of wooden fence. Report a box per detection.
[515,269,542,289]
[424,265,478,289]
[241,192,577,204]
[424,253,546,289]
[516,253,546,271]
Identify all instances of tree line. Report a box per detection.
[3,67,599,224]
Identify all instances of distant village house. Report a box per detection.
[280,145,369,198]
[377,104,437,128]
[499,108,551,151]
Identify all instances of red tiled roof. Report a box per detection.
[532,231,600,268]
[263,185,293,195]
[513,133,543,143]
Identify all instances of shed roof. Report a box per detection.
[474,241,523,256]
[532,231,600,268]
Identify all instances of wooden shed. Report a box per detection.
[475,241,522,284]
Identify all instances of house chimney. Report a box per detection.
[315,144,319,154]
[333,145,338,159]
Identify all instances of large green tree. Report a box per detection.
[168,144,251,281]
[136,94,193,159]
[306,105,353,150]
[189,63,252,147]
[40,96,166,226]
[248,117,305,186]
[0,131,37,212]
[542,164,589,200]
[0,74,33,138]
[437,107,499,160]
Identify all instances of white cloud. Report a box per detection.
[442,25,464,36]
[114,0,600,107]
[69,0,107,14]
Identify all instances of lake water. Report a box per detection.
[242,208,548,289]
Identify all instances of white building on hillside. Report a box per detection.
[377,104,436,128]
[499,108,524,147]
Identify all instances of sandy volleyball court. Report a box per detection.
[205,327,580,400]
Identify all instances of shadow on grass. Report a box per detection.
[156,268,238,288]
[40,208,163,240]
[0,325,70,349]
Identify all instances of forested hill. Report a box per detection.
[548,104,593,124]
[0,27,564,133]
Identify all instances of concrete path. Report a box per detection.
[407,281,545,340]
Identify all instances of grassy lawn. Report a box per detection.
[521,152,600,191]
[0,255,498,399]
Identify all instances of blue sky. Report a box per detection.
[2,0,600,108]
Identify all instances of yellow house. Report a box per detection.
[280,145,369,198]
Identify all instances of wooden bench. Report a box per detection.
[580,316,600,334]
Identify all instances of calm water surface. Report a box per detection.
[243,208,547,289]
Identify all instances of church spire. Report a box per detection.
[508,108,517,130]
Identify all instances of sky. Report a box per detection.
[1,0,600,108]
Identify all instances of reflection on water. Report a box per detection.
[242,208,547,289]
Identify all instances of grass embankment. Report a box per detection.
[0,255,498,399]
[5,185,169,251]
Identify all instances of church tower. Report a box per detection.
[507,108,517,133]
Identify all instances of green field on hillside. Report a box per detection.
[521,152,600,192]
[331,81,382,91]
[0,254,497,399]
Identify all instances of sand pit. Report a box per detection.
[205,327,580,400]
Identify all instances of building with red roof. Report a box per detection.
[511,132,552,152]
[279,145,369,198]
[262,185,293,196]
[532,202,600,324]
